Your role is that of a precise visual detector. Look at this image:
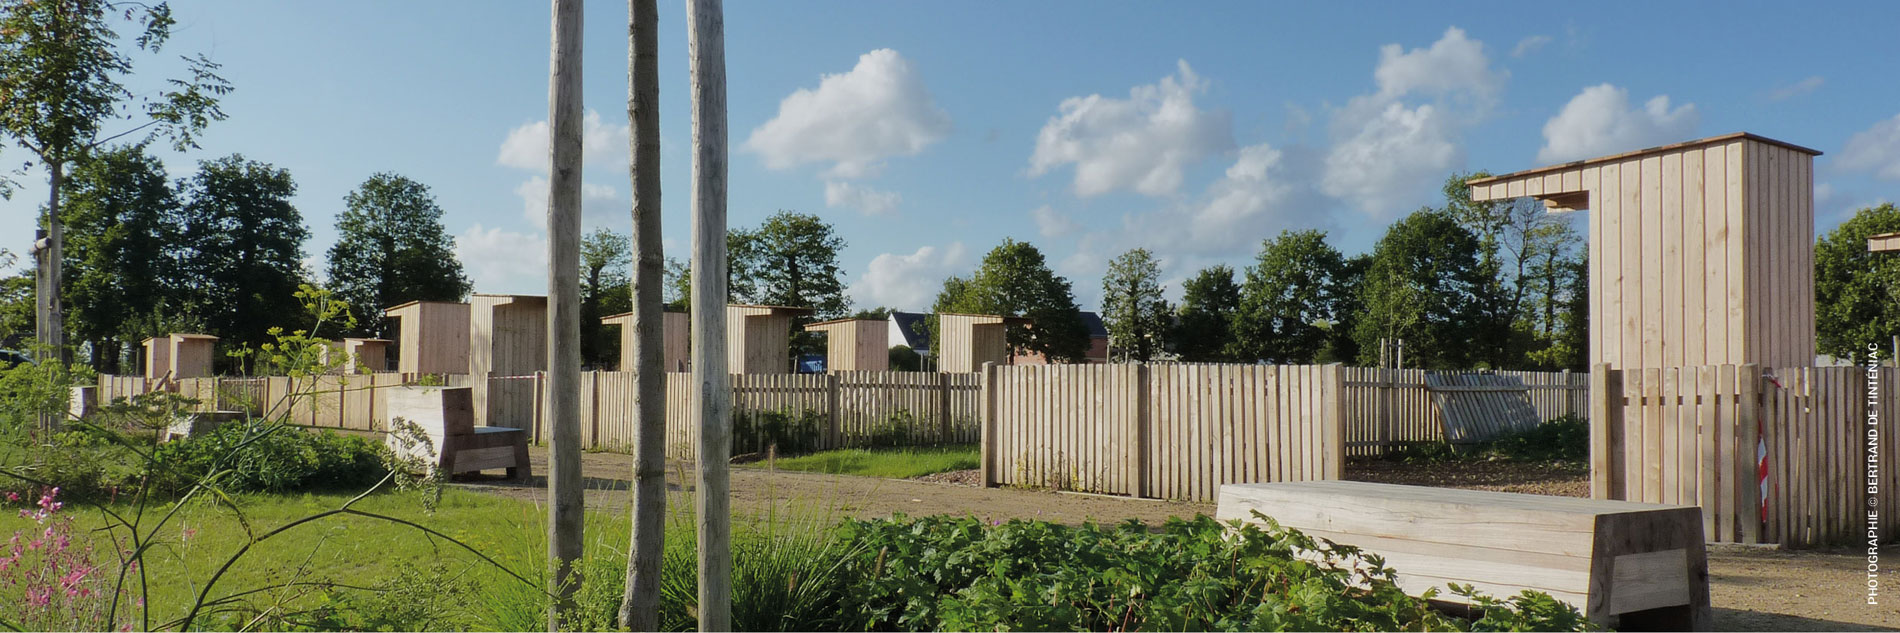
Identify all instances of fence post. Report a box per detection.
[1738,363,1763,544]
[1559,368,1572,417]
[937,372,953,444]
[1381,366,1395,454]
[980,362,996,487]
[1324,364,1345,479]
[1588,364,1618,500]
[533,371,547,444]
[824,374,841,449]
[1135,363,1151,498]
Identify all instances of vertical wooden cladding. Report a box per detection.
[726,304,811,374]
[937,313,1028,373]
[986,363,1344,502]
[602,310,689,372]
[340,338,390,374]
[470,294,548,377]
[803,318,889,372]
[142,333,218,380]
[384,301,472,375]
[1468,133,1820,371]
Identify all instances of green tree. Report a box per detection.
[175,154,308,351]
[1352,208,1487,369]
[1173,265,1240,362]
[664,256,689,310]
[1101,248,1169,361]
[1441,171,1577,368]
[1817,203,1900,360]
[325,173,470,338]
[1234,230,1347,364]
[752,211,850,356]
[932,239,1088,362]
[0,273,30,345]
[58,144,178,373]
[580,228,633,368]
[0,0,230,362]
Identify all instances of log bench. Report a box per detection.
[385,386,530,481]
[1216,480,1710,631]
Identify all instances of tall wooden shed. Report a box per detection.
[340,338,390,373]
[937,313,1031,373]
[384,301,472,375]
[142,333,217,380]
[470,294,548,377]
[804,318,889,372]
[601,309,689,372]
[726,304,813,374]
[1467,133,1819,370]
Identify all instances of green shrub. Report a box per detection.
[148,422,388,496]
[1385,415,1589,464]
[833,513,1595,632]
[731,408,825,456]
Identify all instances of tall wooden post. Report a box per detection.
[545,0,585,627]
[618,0,666,628]
[687,0,732,629]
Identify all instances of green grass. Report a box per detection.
[767,445,978,479]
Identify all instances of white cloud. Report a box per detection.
[1536,84,1698,163]
[743,49,951,179]
[455,224,549,294]
[824,181,901,216]
[1032,205,1080,238]
[1840,113,1900,181]
[1129,142,1303,255]
[847,242,968,310]
[1322,27,1500,216]
[1511,34,1552,58]
[1768,76,1824,101]
[496,110,629,172]
[1028,60,1234,198]
[513,176,624,229]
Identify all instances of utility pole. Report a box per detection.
[618,0,666,628]
[545,0,585,627]
[686,0,732,629]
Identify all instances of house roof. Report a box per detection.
[1078,311,1108,338]
[889,311,930,350]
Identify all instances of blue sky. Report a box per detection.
[4,1,1899,312]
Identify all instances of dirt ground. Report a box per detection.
[460,448,1898,632]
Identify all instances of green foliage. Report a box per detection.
[0,272,30,343]
[1102,248,1171,361]
[1174,265,1242,362]
[834,513,1593,632]
[1387,415,1589,464]
[1236,230,1349,364]
[933,239,1089,363]
[579,228,632,368]
[754,211,852,356]
[731,408,826,456]
[146,423,387,496]
[325,173,471,340]
[1352,208,1487,369]
[174,154,309,353]
[58,144,182,374]
[0,349,93,436]
[771,445,978,479]
[1817,203,1900,360]
[888,344,921,371]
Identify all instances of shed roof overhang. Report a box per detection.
[1465,132,1822,212]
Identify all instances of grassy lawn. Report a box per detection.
[767,445,978,478]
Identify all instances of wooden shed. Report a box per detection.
[1468,132,1819,370]
[601,309,689,372]
[142,333,217,380]
[804,318,889,372]
[384,301,472,375]
[341,338,390,373]
[470,294,547,377]
[726,304,813,374]
[937,313,1031,373]
[1868,232,1900,253]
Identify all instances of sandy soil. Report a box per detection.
[458,448,1899,632]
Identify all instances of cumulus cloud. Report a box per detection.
[1536,84,1698,163]
[456,224,549,294]
[824,181,901,216]
[1322,27,1501,216]
[1032,205,1080,238]
[847,242,968,310]
[1839,113,1900,181]
[496,110,629,172]
[1768,76,1824,102]
[513,176,623,229]
[744,49,951,179]
[1028,60,1234,198]
[1128,142,1304,255]
[1511,34,1552,58]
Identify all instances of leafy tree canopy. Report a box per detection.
[175,154,308,351]
[1173,265,1240,363]
[1235,230,1346,364]
[325,172,469,337]
[1101,248,1169,361]
[934,239,1088,363]
[1817,203,1900,361]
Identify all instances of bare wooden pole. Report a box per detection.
[687,0,731,628]
[545,0,585,627]
[617,0,665,628]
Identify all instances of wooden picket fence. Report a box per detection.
[95,374,472,432]
[492,370,983,457]
[982,363,1344,502]
[1340,367,1590,457]
[1593,364,1899,547]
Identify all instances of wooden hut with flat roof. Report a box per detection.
[384,301,471,375]
[726,304,813,374]
[1466,132,1819,370]
[804,318,889,372]
[601,309,689,372]
[937,313,1032,373]
[142,333,218,380]
[322,337,391,374]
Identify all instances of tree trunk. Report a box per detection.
[687,0,732,629]
[545,0,585,628]
[618,0,666,629]
[35,161,66,430]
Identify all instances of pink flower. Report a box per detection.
[4,491,16,502]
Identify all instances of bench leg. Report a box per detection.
[509,438,533,482]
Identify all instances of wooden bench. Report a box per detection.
[385,386,530,481]
[1216,481,1710,631]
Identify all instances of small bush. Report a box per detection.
[1385,415,1589,464]
[731,409,825,456]
[148,422,388,496]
